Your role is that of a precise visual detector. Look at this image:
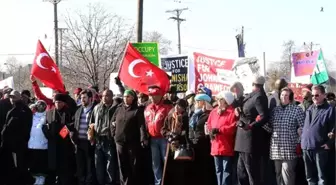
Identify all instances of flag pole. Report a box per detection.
[117,42,130,76]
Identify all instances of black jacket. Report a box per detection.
[0,99,12,134]
[235,90,269,154]
[42,108,75,171]
[111,103,147,145]
[1,101,32,152]
[189,111,210,144]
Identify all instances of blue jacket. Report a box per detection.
[301,102,335,150]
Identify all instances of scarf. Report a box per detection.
[189,109,203,129]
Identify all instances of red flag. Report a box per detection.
[31,40,65,93]
[118,43,170,94]
[59,125,69,139]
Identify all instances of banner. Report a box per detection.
[40,87,53,99]
[232,57,261,93]
[311,50,329,84]
[288,83,308,102]
[109,72,123,95]
[161,55,188,93]
[0,76,14,89]
[189,52,235,95]
[292,51,319,77]
[132,42,160,66]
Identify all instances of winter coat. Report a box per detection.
[111,103,147,145]
[28,112,48,150]
[188,110,217,185]
[161,110,191,185]
[144,101,173,138]
[1,101,32,152]
[234,90,270,155]
[42,108,75,172]
[161,109,189,150]
[0,98,12,144]
[207,106,237,156]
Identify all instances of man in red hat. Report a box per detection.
[144,86,173,185]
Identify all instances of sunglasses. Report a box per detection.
[312,94,320,97]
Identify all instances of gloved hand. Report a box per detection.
[211,128,220,135]
[114,76,122,85]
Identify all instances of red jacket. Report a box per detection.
[207,106,238,156]
[145,102,173,138]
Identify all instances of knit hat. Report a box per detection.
[252,75,266,85]
[9,90,20,99]
[176,99,188,110]
[185,89,196,99]
[216,91,234,105]
[54,93,67,102]
[124,90,136,97]
[195,93,212,103]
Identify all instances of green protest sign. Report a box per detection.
[132,42,160,66]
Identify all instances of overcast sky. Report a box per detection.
[0,0,335,70]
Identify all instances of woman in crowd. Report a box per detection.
[189,93,217,185]
[161,99,190,185]
[207,91,238,185]
[28,100,49,185]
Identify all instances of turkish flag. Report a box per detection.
[118,43,170,94]
[59,125,69,139]
[31,40,65,93]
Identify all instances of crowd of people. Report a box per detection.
[0,74,335,185]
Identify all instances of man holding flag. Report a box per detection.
[41,93,76,185]
[118,43,172,185]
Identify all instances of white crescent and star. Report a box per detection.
[36,53,49,69]
[128,59,154,78]
[35,52,57,73]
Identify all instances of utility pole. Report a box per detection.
[304,42,320,52]
[43,0,62,66]
[166,8,188,54]
[58,28,68,69]
[137,0,144,42]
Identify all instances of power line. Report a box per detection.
[166,8,188,54]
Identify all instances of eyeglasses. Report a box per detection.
[312,94,320,97]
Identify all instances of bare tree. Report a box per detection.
[61,3,133,91]
[1,57,33,91]
[278,40,296,79]
[143,31,172,55]
[266,66,287,92]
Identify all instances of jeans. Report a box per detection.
[214,156,233,185]
[302,149,328,185]
[274,159,297,185]
[150,138,167,185]
[95,139,119,185]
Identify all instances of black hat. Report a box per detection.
[176,99,188,110]
[54,93,67,102]
[21,90,31,98]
